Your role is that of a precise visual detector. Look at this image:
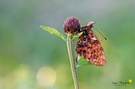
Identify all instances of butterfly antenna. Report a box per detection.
[93,27,107,40]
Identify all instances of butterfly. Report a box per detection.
[76,21,106,66]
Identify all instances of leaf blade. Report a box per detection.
[40,25,66,41]
[72,32,83,41]
[76,56,92,68]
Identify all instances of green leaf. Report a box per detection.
[72,32,83,41]
[76,56,92,68]
[40,25,66,41]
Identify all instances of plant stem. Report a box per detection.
[66,34,79,89]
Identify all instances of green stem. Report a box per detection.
[66,34,79,89]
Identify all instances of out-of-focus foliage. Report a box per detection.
[0,0,135,89]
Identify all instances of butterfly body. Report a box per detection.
[76,22,106,66]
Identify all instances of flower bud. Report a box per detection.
[63,16,80,34]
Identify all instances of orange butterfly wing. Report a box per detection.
[76,25,106,66]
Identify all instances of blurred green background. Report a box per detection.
[0,0,135,89]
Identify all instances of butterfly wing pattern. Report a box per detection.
[76,21,106,66]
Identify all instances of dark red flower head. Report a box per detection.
[63,16,80,34]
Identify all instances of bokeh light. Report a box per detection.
[36,66,56,87]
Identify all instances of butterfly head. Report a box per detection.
[86,21,95,28]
